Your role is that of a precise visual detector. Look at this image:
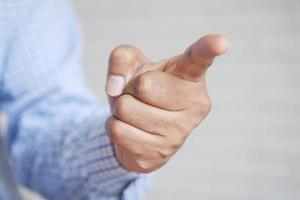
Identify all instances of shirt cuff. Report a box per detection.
[61,105,151,199]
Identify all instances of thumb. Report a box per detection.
[165,34,229,82]
[105,44,148,97]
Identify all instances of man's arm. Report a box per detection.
[2,1,149,199]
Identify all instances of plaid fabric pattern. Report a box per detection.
[0,0,150,199]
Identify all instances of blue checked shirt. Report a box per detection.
[0,0,150,199]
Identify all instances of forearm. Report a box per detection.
[9,92,149,199]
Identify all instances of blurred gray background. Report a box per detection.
[73,0,300,199]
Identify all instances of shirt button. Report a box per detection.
[0,111,8,138]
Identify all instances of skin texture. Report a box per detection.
[105,35,229,173]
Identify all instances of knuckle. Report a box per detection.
[114,95,132,119]
[194,97,212,117]
[107,118,123,144]
[110,45,137,63]
[104,116,113,134]
[134,72,153,97]
[169,135,185,150]
[201,98,212,114]
[165,126,187,150]
[174,113,193,136]
[188,97,212,128]
[164,117,187,147]
[157,145,173,160]
[196,98,212,119]
[170,111,194,136]
[135,159,157,173]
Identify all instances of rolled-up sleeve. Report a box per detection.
[1,0,150,199]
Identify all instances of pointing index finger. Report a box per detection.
[165,35,229,82]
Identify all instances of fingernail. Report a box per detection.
[106,75,125,96]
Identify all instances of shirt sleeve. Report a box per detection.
[1,1,150,199]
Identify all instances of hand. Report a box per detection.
[105,35,229,173]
